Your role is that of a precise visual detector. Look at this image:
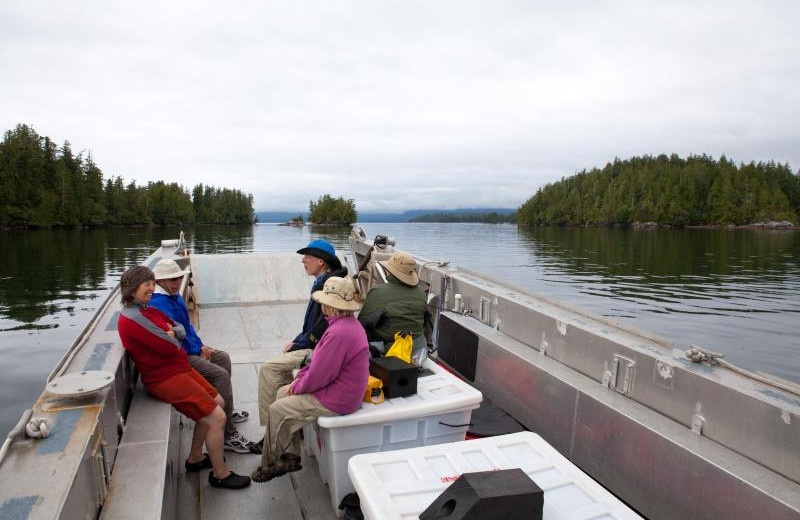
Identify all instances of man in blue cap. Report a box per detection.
[251,239,347,454]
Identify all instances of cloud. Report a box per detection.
[2,1,798,212]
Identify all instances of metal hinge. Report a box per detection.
[691,403,706,435]
[605,354,636,395]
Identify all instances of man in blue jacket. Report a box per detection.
[150,258,255,453]
[251,239,347,454]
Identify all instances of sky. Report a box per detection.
[1,1,799,212]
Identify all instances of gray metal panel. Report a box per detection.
[572,393,800,520]
[101,386,174,520]
[448,312,800,520]
[59,441,103,520]
[475,336,578,455]
[422,266,800,485]
[190,254,312,305]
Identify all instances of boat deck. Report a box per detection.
[174,257,340,519]
[175,362,338,520]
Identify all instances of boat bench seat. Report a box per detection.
[101,381,176,520]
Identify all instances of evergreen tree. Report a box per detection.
[308,194,357,224]
[518,155,799,227]
[0,124,256,228]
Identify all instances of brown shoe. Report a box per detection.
[280,453,302,473]
[251,464,286,483]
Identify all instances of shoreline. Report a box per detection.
[518,220,797,230]
[0,222,257,231]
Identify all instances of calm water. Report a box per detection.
[1,224,798,436]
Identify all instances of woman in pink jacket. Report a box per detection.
[252,276,369,482]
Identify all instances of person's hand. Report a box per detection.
[165,329,176,339]
[200,345,215,360]
[282,342,294,353]
[286,382,295,395]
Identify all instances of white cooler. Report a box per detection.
[347,431,643,520]
[303,359,483,515]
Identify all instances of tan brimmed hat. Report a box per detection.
[153,258,191,280]
[312,277,362,312]
[379,251,419,286]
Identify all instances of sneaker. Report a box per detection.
[231,409,249,423]
[208,471,251,489]
[224,431,253,454]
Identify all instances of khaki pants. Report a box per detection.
[260,384,335,467]
[188,350,235,437]
[257,349,311,426]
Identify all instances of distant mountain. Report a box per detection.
[255,208,516,223]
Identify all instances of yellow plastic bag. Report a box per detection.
[364,375,384,404]
[385,331,413,364]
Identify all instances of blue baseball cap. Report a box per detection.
[297,239,342,270]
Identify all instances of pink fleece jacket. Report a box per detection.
[292,315,369,414]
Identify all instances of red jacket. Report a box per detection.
[118,303,190,385]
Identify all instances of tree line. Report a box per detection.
[0,124,254,227]
[517,154,800,227]
[308,194,357,225]
[409,211,516,223]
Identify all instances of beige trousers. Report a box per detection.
[260,384,336,468]
[257,349,311,426]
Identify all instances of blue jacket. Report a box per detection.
[290,266,348,352]
[149,289,204,356]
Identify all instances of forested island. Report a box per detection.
[308,194,357,225]
[517,155,800,227]
[409,211,516,223]
[0,124,254,228]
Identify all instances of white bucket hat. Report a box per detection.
[379,251,419,286]
[153,258,191,280]
[312,277,362,312]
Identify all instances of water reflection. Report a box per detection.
[190,225,255,254]
[1,228,158,325]
[514,227,800,383]
[515,227,800,317]
[0,224,798,438]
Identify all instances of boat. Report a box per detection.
[1,227,798,519]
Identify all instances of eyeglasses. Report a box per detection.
[166,276,182,282]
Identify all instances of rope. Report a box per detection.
[684,346,724,365]
[685,345,800,396]
[25,418,50,439]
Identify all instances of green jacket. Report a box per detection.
[358,275,427,343]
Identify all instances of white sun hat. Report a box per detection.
[153,258,191,280]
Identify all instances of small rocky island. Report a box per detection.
[307,194,357,226]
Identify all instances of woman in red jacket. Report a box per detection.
[117,266,250,490]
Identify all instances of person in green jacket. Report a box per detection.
[358,251,428,364]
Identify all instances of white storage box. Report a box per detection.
[303,359,482,515]
[348,431,642,520]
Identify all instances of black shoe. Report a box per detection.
[208,471,251,489]
[249,437,264,454]
[185,454,212,473]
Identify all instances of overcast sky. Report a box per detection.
[1,1,798,212]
